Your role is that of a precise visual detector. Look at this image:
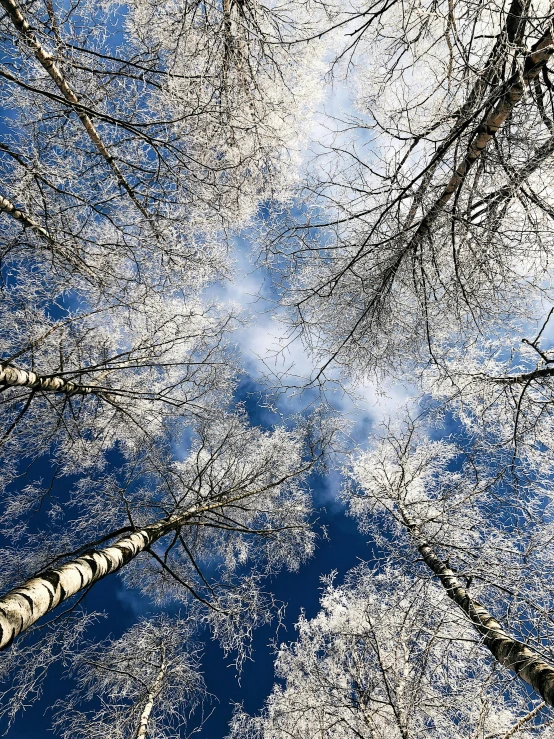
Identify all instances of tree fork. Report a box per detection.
[397,503,554,704]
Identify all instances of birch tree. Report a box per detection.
[0,270,239,496]
[0,0,324,289]
[0,410,335,653]
[266,0,554,381]
[230,567,553,738]
[343,421,554,706]
[53,615,206,739]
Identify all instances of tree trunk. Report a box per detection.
[355,30,554,321]
[136,646,167,739]
[409,29,554,248]
[0,457,308,650]
[0,516,183,650]
[397,502,554,705]
[453,0,529,120]
[0,194,51,240]
[0,365,95,395]
[404,0,530,231]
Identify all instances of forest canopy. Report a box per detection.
[2,0,554,736]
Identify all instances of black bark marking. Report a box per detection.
[40,570,61,590]
[17,591,35,614]
[82,554,99,579]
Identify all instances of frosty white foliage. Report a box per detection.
[266,0,554,381]
[6,0,554,733]
[229,566,552,738]
[0,0,327,291]
[121,412,323,603]
[346,426,480,555]
[53,615,205,739]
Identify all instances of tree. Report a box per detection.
[0,410,335,653]
[230,566,552,738]
[264,0,554,381]
[0,267,239,495]
[0,0,323,289]
[53,615,206,739]
[343,419,554,704]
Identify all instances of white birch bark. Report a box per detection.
[135,646,167,739]
[0,192,91,275]
[397,502,554,705]
[0,194,51,240]
[407,30,554,248]
[0,365,95,395]
[0,468,296,650]
[0,516,183,650]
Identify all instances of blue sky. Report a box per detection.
[5,5,554,733]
